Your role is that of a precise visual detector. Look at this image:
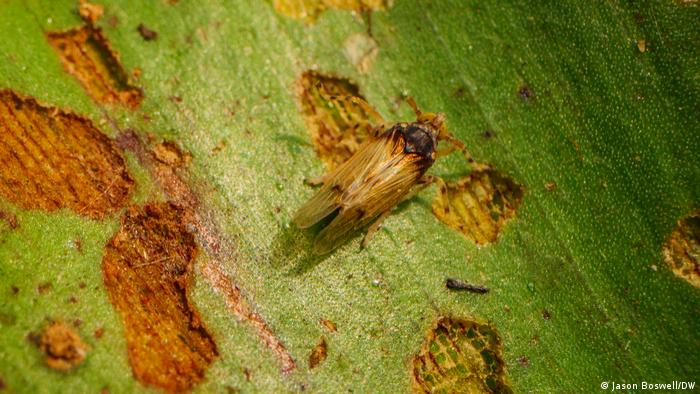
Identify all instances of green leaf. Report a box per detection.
[0,0,698,392]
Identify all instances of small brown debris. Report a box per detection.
[78,281,86,289]
[0,377,5,390]
[242,367,252,381]
[545,181,557,191]
[319,318,337,332]
[47,26,143,109]
[412,317,512,393]
[93,327,105,339]
[445,278,489,294]
[137,23,158,41]
[0,210,18,230]
[78,0,104,24]
[309,336,328,369]
[542,309,551,320]
[518,85,534,100]
[37,320,89,371]
[37,282,52,295]
[73,319,82,327]
[517,355,530,367]
[73,237,82,252]
[68,295,78,304]
[662,211,700,287]
[100,386,110,394]
[481,130,494,139]
[0,90,134,219]
[637,39,646,53]
[10,286,19,295]
[432,167,524,245]
[102,202,218,392]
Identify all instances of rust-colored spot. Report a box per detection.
[47,26,143,109]
[116,130,296,375]
[78,0,104,24]
[37,320,89,371]
[151,141,191,167]
[0,210,18,230]
[432,167,524,245]
[297,71,381,171]
[102,202,218,392]
[0,90,134,219]
[37,282,52,294]
[273,0,391,23]
[319,318,337,332]
[309,336,328,369]
[662,211,700,288]
[412,317,512,394]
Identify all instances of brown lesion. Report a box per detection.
[432,167,524,245]
[296,71,381,171]
[412,316,512,394]
[662,211,700,288]
[102,202,218,392]
[34,320,89,371]
[47,26,143,109]
[273,0,391,23]
[0,89,134,219]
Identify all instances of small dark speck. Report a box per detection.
[542,309,551,320]
[10,286,19,295]
[481,130,494,139]
[519,85,534,100]
[137,23,158,41]
[518,355,530,367]
[445,278,489,294]
[73,319,82,327]
[634,12,644,25]
[454,87,467,98]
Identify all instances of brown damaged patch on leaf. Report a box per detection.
[273,0,392,23]
[432,167,524,245]
[116,130,297,374]
[37,320,89,371]
[309,336,328,369]
[297,71,381,171]
[47,26,143,109]
[412,316,512,394]
[662,211,700,288]
[102,202,218,392]
[0,90,134,219]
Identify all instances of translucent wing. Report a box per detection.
[313,152,426,255]
[293,132,395,229]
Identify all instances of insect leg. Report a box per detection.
[361,209,392,249]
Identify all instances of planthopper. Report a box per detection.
[293,88,481,255]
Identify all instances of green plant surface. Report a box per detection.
[0,0,698,393]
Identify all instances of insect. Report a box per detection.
[294,88,477,255]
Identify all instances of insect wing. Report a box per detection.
[293,134,392,229]
[313,153,425,254]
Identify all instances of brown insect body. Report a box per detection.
[294,96,468,255]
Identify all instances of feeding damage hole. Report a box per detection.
[273,0,391,23]
[47,26,143,109]
[0,90,134,219]
[412,317,512,394]
[33,320,89,371]
[662,211,700,288]
[102,202,218,392]
[432,167,524,245]
[297,71,381,171]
